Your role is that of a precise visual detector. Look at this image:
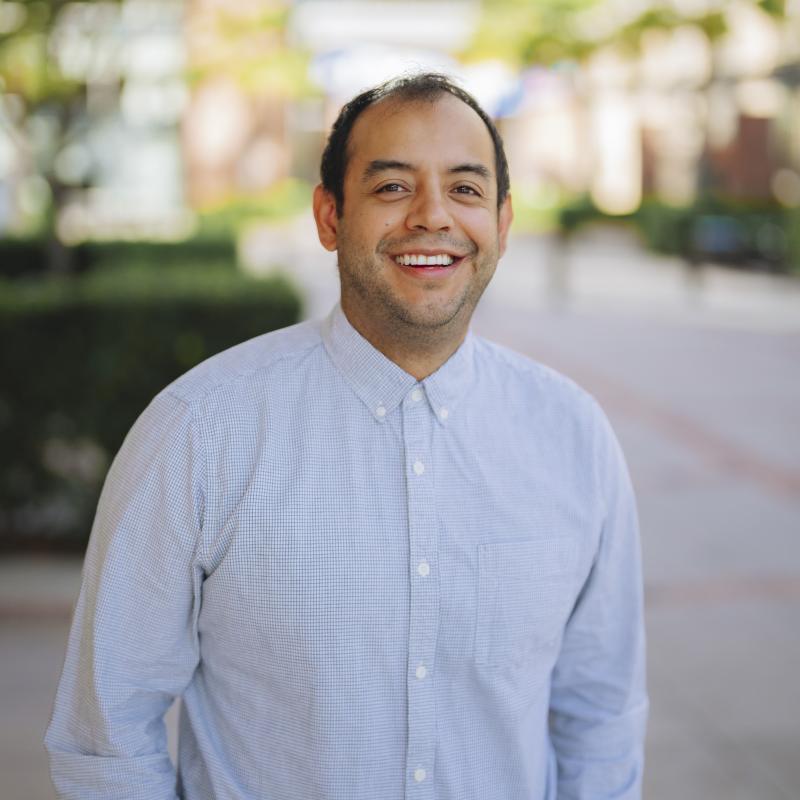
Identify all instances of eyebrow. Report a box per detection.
[448,162,492,181]
[362,160,413,181]
[362,159,492,182]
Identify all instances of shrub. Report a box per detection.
[557,195,797,271]
[0,237,52,279]
[196,179,312,239]
[0,264,302,551]
[0,236,238,280]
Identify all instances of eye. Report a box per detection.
[376,183,407,193]
[453,185,481,196]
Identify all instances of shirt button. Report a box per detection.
[375,405,387,418]
[413,460,425,476]
[415,664,427,680]
[411,388,423,402]
[414,767,427,783]
[417,561,430,577]
[439,407,449,420]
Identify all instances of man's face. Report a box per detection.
[314,93,512,346]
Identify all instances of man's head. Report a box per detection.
[313,73,513,370]
[320,73,510,217]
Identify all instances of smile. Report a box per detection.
[394,253,455,266]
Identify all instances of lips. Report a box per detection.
[382,241,472,275]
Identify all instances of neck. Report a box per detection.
[340,297,469,380]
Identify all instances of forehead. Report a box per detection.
[346,94,496,176]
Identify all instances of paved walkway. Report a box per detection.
[3,224,799,799]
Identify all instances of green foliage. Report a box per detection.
[197,178,312,239]
[557,195,610,235]
[0,257,302,551]
[465,0,741,66]
[465,0,598,66]
[1,0,313,239]
[557,195,799,272]
[787,208,800,275]
[757,0,787,18]
[510,183,565,233]
[634,200,694,256]
[0,235,238,279]
[615,9,727,55]
[81,238,238,271]
[0,236,50,278]
[0,3,103,238]
[0,2,82,105]
[185,1,314,97]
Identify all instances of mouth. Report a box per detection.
[394,253,457,266]
[389,251,466,275]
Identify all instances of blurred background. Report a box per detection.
[1,0,799,797]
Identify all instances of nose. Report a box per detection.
[405,183,452,232]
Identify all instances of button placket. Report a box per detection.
[402,392,438,797]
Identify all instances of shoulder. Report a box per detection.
[473,335,602,421]
[473,336,628,502]
[160,318,323,409]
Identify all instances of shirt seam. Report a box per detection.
[186,394,211,574]
[164,335,323,410]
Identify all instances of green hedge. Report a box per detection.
[0,263,302,551]
[0,236,238,279]
[558,196,800,273]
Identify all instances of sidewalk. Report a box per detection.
[0,557,82,800]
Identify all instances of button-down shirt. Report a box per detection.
[46,303,648,800]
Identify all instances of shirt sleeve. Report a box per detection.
[44,389,206,800]
[548,407,649,799]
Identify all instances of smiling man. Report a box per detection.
[46,74,647,800]
[315,88,511,380]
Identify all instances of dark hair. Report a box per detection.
[320,72,510,216]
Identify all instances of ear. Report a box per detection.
[313,184,339,252]
[498,194,513,258]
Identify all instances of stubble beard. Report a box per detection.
[337,232,499,350]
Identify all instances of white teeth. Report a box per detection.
[394,254,455,266]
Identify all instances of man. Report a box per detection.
[46,73,647,799]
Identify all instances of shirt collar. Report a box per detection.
[321,303,476,425]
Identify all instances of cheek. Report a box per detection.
[379,210,403,227]
[358,208,401,233]
[455,204,493,228]
[467,214,500,247]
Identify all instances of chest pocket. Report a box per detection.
[475,538,578,670]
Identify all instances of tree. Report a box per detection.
[0,0,97,266]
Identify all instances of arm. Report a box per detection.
[45,390,206,800]
[549,410,648,799]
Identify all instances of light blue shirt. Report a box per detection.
[46,303,647,800]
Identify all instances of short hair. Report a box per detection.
[320,72,510,216]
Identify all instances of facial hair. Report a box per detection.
[336,227,499,347]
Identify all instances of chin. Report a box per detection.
[392,299,469,331]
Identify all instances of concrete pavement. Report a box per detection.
[2,224,799,799]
